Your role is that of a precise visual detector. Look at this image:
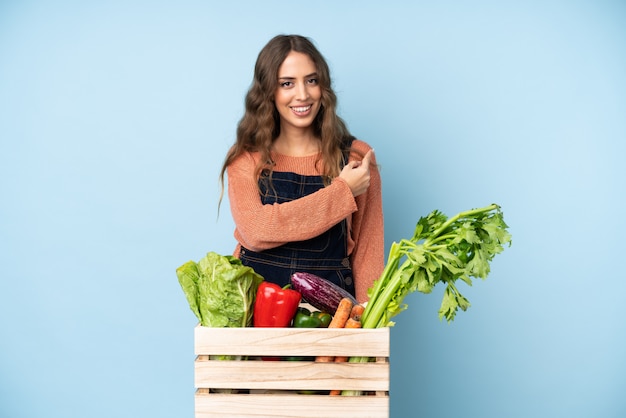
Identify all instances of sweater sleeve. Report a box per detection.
[348,140,385,303]
[227,152,358,251]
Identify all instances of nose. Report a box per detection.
[295,82,310,101]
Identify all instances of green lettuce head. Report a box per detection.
[176,252,264,327]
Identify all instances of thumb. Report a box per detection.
[346,160,360,169]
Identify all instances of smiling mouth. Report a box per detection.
[291,105,312,114]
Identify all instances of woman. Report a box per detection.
[219,34,384,303]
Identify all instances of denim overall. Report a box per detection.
[239,149,355,297]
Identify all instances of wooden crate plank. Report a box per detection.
[195,360,389,391]
[194,326,390,357]
[195,392,389,418]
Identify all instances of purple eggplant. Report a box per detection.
[290,272,358,314]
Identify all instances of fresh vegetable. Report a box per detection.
[343,318,362,329]
[293,307,333,328]
[253,282,301,328]
[313,311,333,327]
[176,252,263,328]
[339,204,511,397]
[327,297,353,328]
[290,272,358,314]
[361,203,511,328]
[293,307,324,328]
[177,252,264,376]
[349,304,365,322]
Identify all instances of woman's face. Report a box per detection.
[274,51,322,134]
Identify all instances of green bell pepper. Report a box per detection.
[313,311,332,327]
[293,307,332,328]
[293,307,323,328]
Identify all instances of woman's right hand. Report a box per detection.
[339,149,374,197]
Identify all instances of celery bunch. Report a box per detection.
[341,204,511,396]
[361,203,511,327]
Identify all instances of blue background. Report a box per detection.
[1,1,625,417]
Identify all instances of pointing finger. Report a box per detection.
[362,149,374,167]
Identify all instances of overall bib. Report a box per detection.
[239,161,355,297]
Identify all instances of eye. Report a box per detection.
[279,81,293,88]
[307,78,319,85]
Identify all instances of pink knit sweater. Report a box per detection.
[227,139,384,303]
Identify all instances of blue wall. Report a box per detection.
[1,1,625,417]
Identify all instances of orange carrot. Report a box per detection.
[344,317,362,329]
[327,298,354,328]
[349,304,365,322]
[315,298,354,363]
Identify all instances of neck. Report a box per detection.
[273,129,320,157]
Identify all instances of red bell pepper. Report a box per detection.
[253,282,301,327]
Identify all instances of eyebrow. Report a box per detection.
[278,72,318,80]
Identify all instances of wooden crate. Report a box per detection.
[194,326,390,418]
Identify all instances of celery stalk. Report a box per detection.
[362,203,510,328]
[341,204,511,396]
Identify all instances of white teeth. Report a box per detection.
[292,105,311,112]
